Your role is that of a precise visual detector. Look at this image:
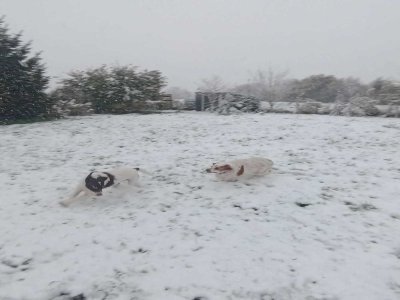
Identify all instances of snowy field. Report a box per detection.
[1,112,400,300]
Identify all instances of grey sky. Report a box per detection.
[2,0,400,91]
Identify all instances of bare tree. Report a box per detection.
[232,68,290,110]
[197,75,227,93]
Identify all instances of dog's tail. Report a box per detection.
[134,167,152,175]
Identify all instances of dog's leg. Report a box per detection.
[59,185,86,207]
[59,193,87,207]
[127,179,142,187]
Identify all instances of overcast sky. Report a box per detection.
[2,0,400,91]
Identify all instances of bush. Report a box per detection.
[296,100,321,114]
[51,65,167,115]
[343,96,379,116]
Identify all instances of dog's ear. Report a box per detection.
[85,172,94,184]
[237,165,244,176]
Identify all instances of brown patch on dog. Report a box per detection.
[237,165,244,176]
[217,164,233,171]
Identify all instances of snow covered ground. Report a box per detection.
[1,112,400,300]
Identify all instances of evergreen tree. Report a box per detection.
[138,70,166,101]
[0,17,53,123]
[84,66,112,113]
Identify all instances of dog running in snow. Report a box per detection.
[60,167,148,207]
[206,157,273,181]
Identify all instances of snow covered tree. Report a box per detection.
[232,69,291,108]
[49,70,93,116]
[0,17,54,123]
[84,66,113,113]
[343,96,379,116]
[296,99,321,114]
[288,75,344,103]
[52,65,167,115]
[196,92,260,114]
[137,69,166,101]
[341,77,367,99]
[214,92,260,114]
[330,92,347,115]
[368,78,400,104]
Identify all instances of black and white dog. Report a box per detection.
[60,167,148,207]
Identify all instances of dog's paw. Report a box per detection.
[59,201,69,207]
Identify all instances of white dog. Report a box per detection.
[206,157,273,181]
[60,167,148,207]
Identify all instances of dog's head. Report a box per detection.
[85,172,110,195]
[206,163,244,176]
[206,163,233,174]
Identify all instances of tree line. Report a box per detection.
[199,71,400,106]
[0,18,167,124]
[1,17,400,123]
